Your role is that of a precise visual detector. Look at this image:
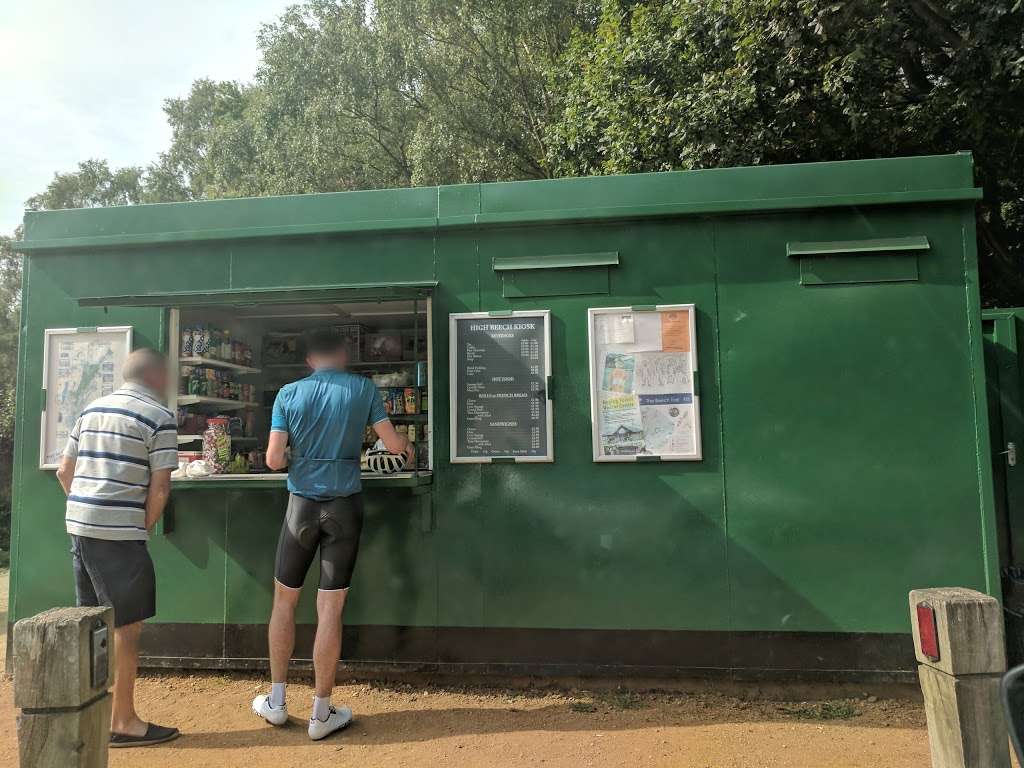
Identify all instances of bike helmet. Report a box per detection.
[366,440,407,474]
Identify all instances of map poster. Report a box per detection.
[40,326,133,468]
[588,305,701,462]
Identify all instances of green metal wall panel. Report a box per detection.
[454,219,728,630]
[37,246,232,299]
[7,155,997,671]
[716,206,991,633]
[227,234,435,291]
[983,310,1024,569]
[148,491,227,624]
[8,256,170,626]
[219,489,436,628]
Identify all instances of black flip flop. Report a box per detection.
[110,723,180,748]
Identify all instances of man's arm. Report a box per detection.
[145,469,172,529]
[372,419,414,462]
[56,416,82,495]
[144,411,178,530]
[267,431,289,471]
[56,454,76,496]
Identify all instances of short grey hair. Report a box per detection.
[122,348,167,383]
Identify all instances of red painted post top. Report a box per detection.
[917,602,940,662]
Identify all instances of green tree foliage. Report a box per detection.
[545,0,1024,304]
[165,0,596,195]
[46,0,594,203]
[146,79,253,201]
[27,159,145,211]
[384,0,596,184]
[0,234,22,564]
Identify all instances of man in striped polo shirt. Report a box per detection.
[56,348,180,748]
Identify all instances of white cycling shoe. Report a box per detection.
[308,705,353,741]
[252,694,289,726]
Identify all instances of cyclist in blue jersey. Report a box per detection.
[252,326,411,740]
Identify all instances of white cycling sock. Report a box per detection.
[312,696,331,721]
[270,682,286,708]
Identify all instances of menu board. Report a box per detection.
[449,311,553,462]
[588,305,701,462]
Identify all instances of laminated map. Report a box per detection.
[41,327,131,467]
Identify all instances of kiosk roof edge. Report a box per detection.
[15,153,979,254]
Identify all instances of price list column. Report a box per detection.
[523,334,542,453]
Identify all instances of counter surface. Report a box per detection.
[170,471,432,490]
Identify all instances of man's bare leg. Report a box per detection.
[269,581,302,685]
[253,581,301,724]
[111,621,146,736]
[312,588,347,700]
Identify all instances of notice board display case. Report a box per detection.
[588,305,701,462]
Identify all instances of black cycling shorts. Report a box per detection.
[274,493,364,590]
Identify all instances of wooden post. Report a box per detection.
[13,606,114,768]
[910,588,1010,768]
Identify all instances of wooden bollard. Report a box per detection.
[13,606,114,768]
[910,588,1010,768]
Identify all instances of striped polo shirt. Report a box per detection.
[63,382,178,541]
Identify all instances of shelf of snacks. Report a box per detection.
[181,324,256,368]
[178,434,258,444]
[179,356,260,375]
[177,395,260,410]
[180,366,258,405]
[378,385,428,417]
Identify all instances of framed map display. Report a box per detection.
[587,305,701,462]
[40,326,133,469]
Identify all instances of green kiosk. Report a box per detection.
[7,152,997,680]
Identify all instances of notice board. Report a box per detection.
[40,325,133,469]
[449,311,553,462]
[588,305,701,461]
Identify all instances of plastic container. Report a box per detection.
[202,417,231,473]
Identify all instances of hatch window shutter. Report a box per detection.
[492,252,619,298]
[788,236,929,286]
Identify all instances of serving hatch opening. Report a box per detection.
[164,295,432,484]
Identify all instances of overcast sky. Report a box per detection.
[0,0,294,233]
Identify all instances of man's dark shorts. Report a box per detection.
[71,535,156,627]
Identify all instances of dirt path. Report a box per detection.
[1,668,932,768]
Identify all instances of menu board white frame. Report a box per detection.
[587,305,701,462]
[40,325,133,469]
[449,310,553,463]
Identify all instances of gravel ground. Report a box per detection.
[1,667,934,768]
